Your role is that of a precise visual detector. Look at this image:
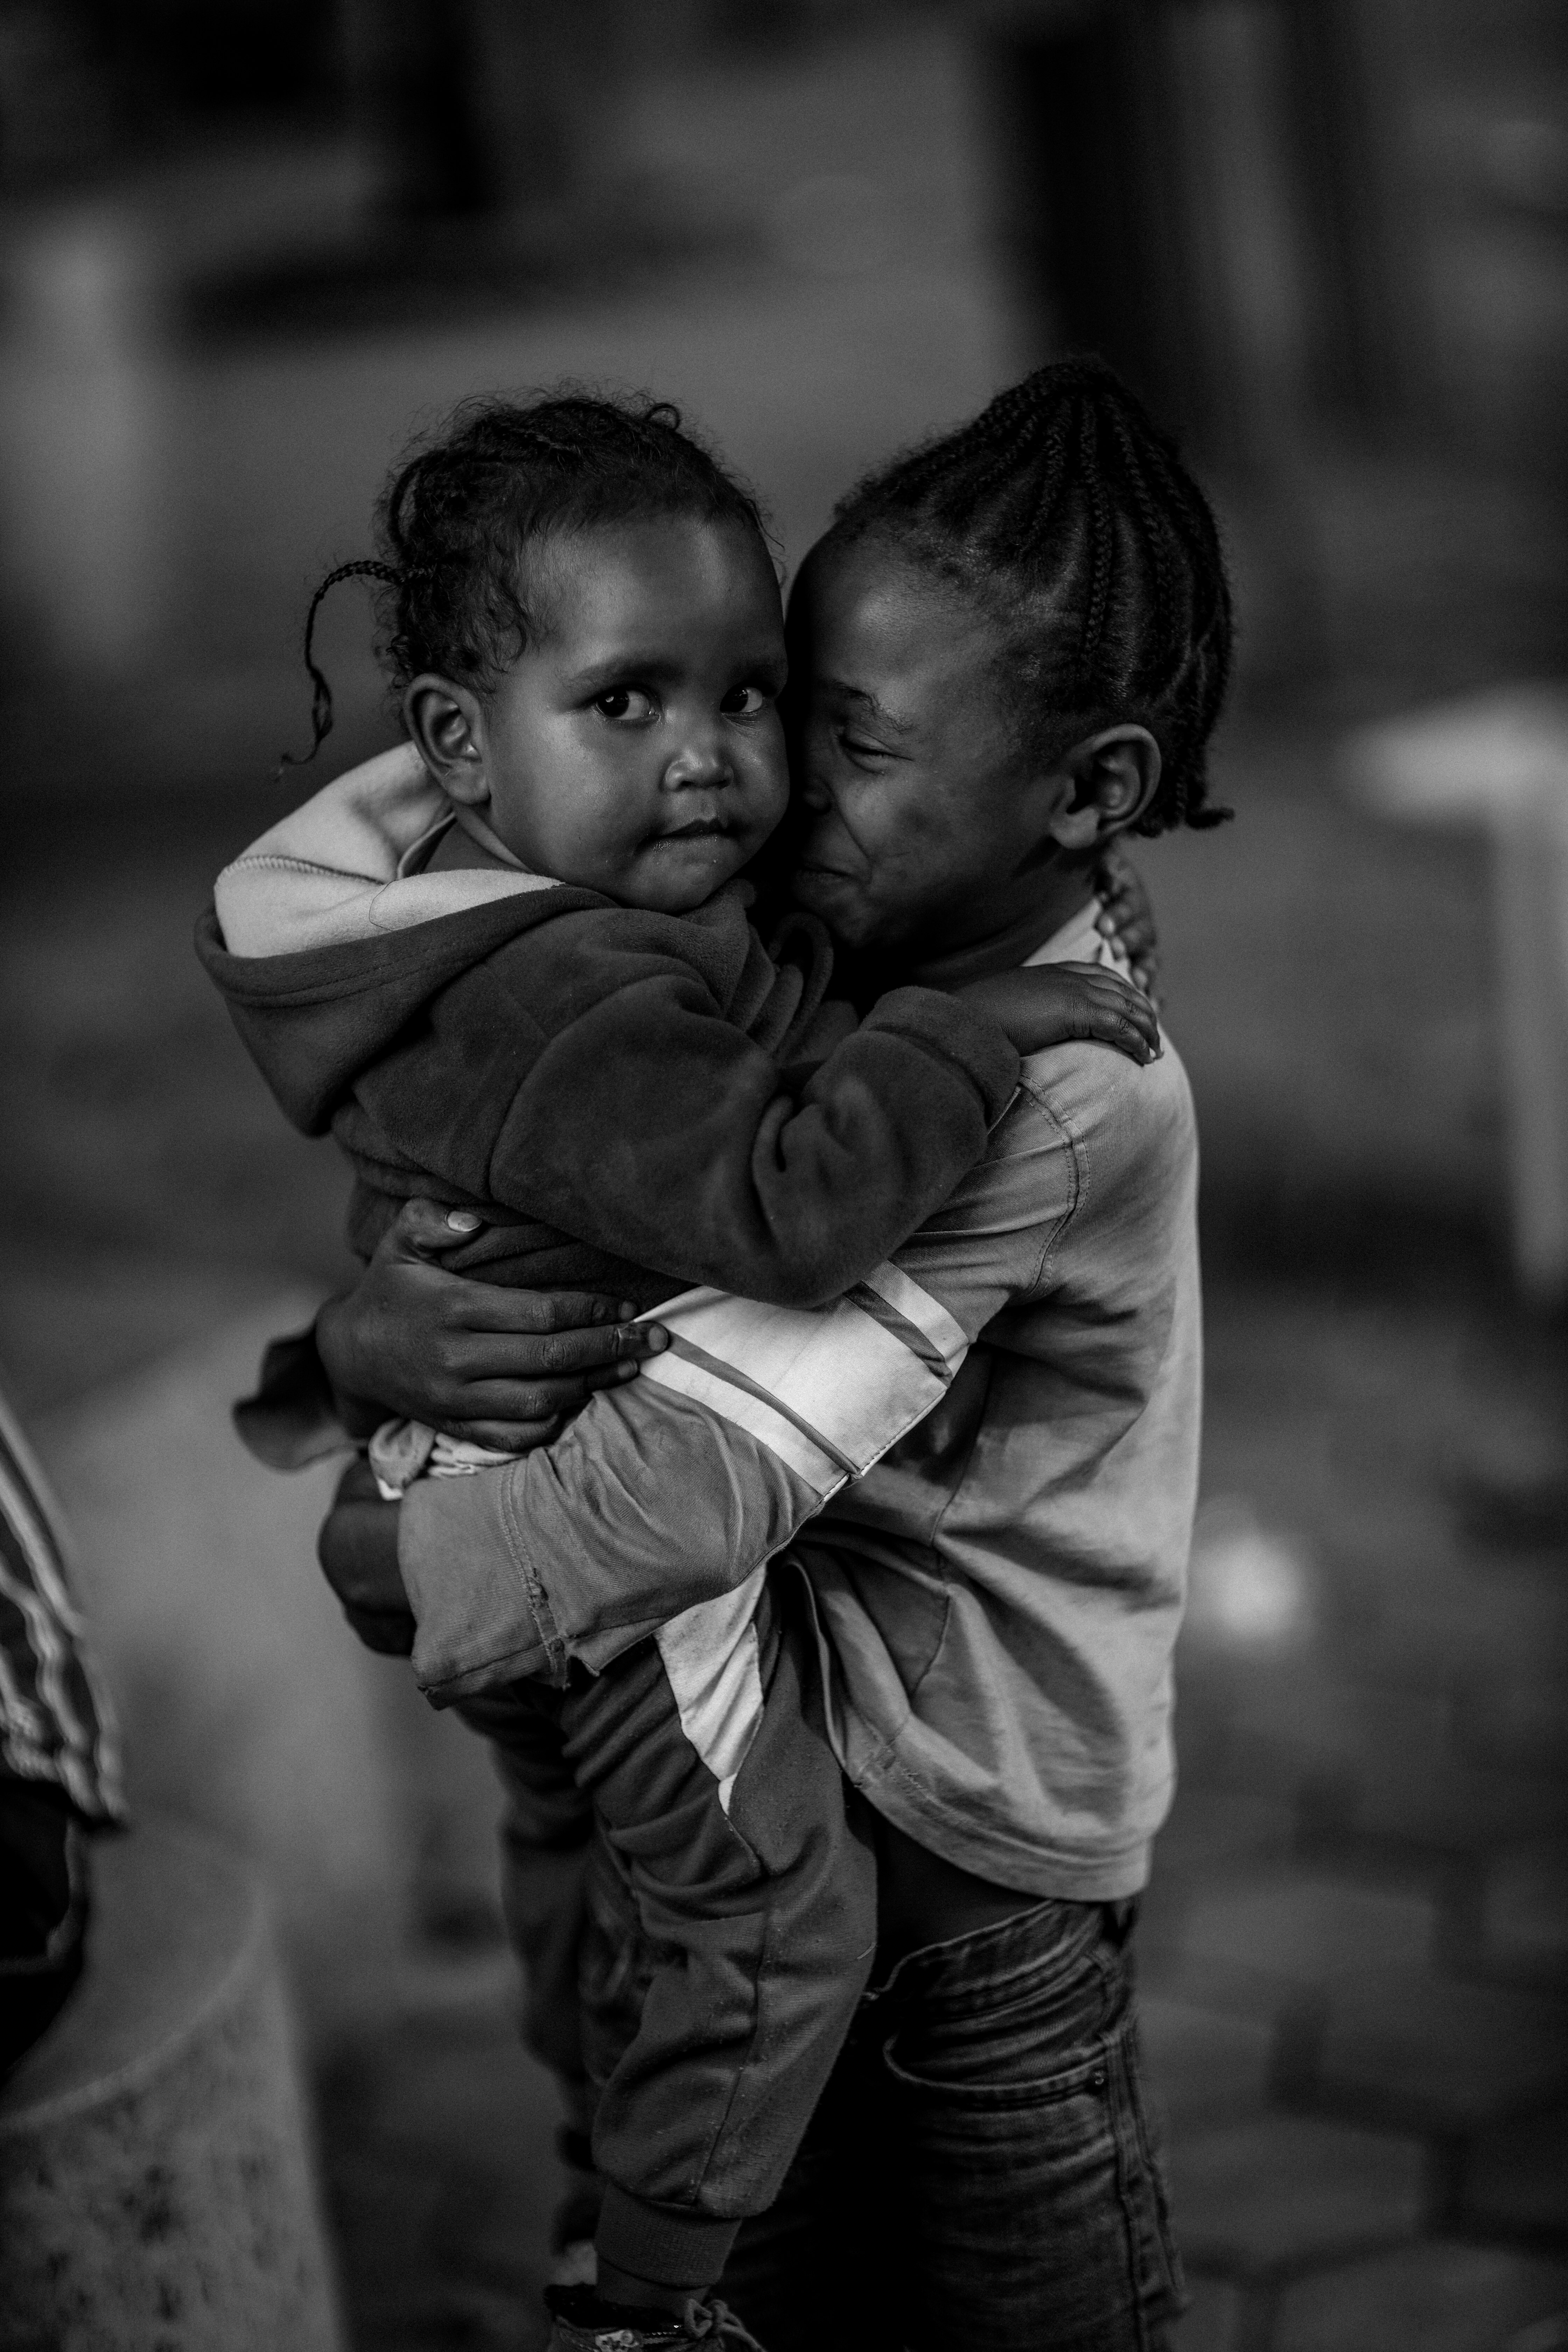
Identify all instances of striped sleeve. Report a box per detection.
[398,1089,1074,1701]
[400,1261,974,1701]
[0,1390,125,1823]
[639,1267,970,1493]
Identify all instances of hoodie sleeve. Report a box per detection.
[354,937,1020,1310]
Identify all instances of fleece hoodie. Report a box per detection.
[195,744,1021,1309]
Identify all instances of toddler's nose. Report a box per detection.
[663,737,734,790]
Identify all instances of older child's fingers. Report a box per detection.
[443,1353,647,1424]
[1098,905,1154,961]
[444,1323,668,1386]
[384,1196,486,1260]
[452,1415,565,1454]
[460,1286,664,1342]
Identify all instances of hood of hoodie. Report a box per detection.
[196,742,757,1140]
[212,741,558,957]
[196,743,607,1136]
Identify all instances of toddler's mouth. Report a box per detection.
[659,818,734,843]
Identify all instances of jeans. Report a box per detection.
[715,1893,1185,2351]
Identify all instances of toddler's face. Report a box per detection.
[470,515,789,912]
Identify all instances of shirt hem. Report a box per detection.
[852,1749,1157,1903]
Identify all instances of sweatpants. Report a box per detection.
[456,1564,876,2292]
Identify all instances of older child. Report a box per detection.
[198,394,1157,2348]
[301,356,1233,2352]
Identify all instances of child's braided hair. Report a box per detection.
[825,357,1234,835]
[282,391,772,771]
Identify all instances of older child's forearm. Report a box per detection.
[396,1143,1059,1703]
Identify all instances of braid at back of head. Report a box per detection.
[282,390,770,773]
[830,357,1234,835]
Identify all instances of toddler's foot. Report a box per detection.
[544,2282,764,2349]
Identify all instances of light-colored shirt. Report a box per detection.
[400,902,1200,1901]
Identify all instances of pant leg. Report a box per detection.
[720,1898,1184,2352]
[716,2000,904,2352]
[565,1568,876,2293]
[876,1897,1183,2351]
[455,1681,594,2087]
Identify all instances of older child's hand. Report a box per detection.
[958,962,1161,1064]
[317,1459,413,1655]
[315,1198,670,1452]
[1094,843,1160,1001]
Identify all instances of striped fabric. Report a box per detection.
[0,1390,124,1823]
[637,1269,969,1813]
[654,1566,769,1815]
[639,1262,971,1503]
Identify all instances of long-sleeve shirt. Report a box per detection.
[0,1387,124,1825]
[196,744,1020,1311]
[396,902,1201,1903]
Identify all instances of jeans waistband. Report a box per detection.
[865,1893,1138,2006]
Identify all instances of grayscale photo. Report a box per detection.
[0,4,1563,2348]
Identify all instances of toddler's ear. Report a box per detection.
[404,674,488,802]
[1046,725,1161,850]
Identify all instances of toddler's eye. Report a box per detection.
[722,684,772,718]
[593,686,656,722]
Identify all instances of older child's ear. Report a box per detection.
[404,676,488,803]
[1046,725,1162,850]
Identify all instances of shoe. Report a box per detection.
[544,2282,765,2349]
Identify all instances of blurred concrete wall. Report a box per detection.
[31,1300,504,2041]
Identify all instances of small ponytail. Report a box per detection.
[278,559,404,780]
[277,389,770,789]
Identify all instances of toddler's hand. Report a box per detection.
[959,961,1161,1064]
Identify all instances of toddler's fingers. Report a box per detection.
[1124,1014,1162,1061]
[1078,981,1161,1061]
[1079,968,1157,1027]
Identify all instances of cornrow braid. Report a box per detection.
[282,389,771,776]
[827,356,1234,836]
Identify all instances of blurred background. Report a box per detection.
[0,3,1564,2346]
